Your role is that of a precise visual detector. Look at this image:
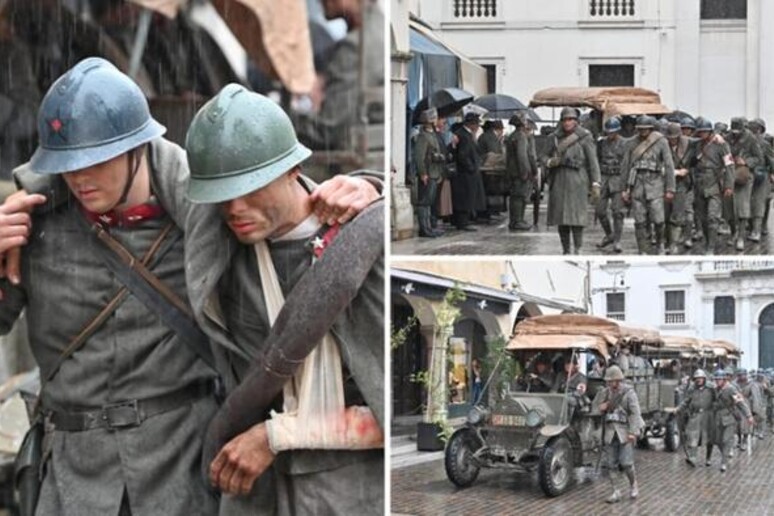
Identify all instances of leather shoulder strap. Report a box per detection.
[630,131,662,163]
[556,132,581,158]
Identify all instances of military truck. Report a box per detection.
[444,314,678,497]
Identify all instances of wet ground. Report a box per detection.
[392,434,774,515]
[392,203,774,256]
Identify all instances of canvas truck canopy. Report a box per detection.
[529,87,671,119]
[507,314,662,359]
[642,335,703,355]
[706,339,742,358]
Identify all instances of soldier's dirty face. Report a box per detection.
[681,128,693,137]
[561,118,577,133]
[607,379,621,391]
[219,169,305,243]
[638,128,651,139]
[694,378,705,387]
[62,153,131,213]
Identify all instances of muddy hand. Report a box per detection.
[310,175,379,225]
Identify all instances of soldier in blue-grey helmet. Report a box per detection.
[676,369,714,466]
[710,369,753,472]
[621,115,676,254]
[595,117,629,253]
[0,58,381,516]
[680,117,696,137]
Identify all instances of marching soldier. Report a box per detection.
[692,117,735,254]
[665,122,699,254]
[676,369,713,467]
[753,369,770,438]
[506,113,535,231]
[680,117,696,138]
[595,117,629,253]
[737,369,765,446]
[622,115,676,254]
[710,369,753,472]
[543,107,601,254]
[594,365,643,503]
[748,118,774,242]
[726,117,764,250]
[412,108,445,238]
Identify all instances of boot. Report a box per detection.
[598,216,614,248]
[509,198,531,230]
[572,226,583,255]
[685,446,697,467]
[559,226,571,255]
[764,202,770,236]
[735,223,746,251]
[667,226,681,255]
[635,225,649,255]
[624,466,638,499]
[606,471,621,504]
[612,217,624,253]
[749,217,762,242]
[517,199,532,230]
[705,445,713,467]
[654,223,666,255]
[417,207,438,238]
[704,227,717,255]
[683,219,693,248]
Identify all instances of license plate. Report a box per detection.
[491,414,526,426]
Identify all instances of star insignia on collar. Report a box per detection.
[478,300,488,310]
[401,282,415,295]
[312,236,325,249]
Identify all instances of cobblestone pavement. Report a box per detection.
[392,204,774,256]
[391,436,774,515]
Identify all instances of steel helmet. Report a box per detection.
[693,117,713,133]
[736,368,748,376]
[713,369,726,380]
[692,369,707,380]
[635,115,656,129]
[185,84,312,204]
[714,122,728,134]
[604,365,624,381]
[560,107,579,120]
[680,117,696,129]
[749,118,766,132]
[29,57,165,174]
[730,117,747,133]
[604,117,621,133]
[666,122,682,139]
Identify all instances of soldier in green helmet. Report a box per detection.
[593,365,644,504]
[184,84,384,516]
[709,369,753,472]
[677,369,714,466]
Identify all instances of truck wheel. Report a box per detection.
[538,436,574,497]
[444,428,481,487]
[664,416,679,452]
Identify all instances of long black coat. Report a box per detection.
[452,127,484,212]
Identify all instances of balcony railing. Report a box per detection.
[708,261,774,272]
[607,312,626,322]
[665,312,686,325]
[588,0,636,17]
[452,0,498,19]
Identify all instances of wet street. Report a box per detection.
[392,203,774,256]
[391,435,774,515]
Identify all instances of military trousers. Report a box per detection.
[667,182,692,227]
[751,177,771,218]
[632,172,665,224]
[695,190,723,233]
[595,175,625,221]
[605,433,634,470]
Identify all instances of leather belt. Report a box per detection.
[50,380,215,432]
[636,169,661,175]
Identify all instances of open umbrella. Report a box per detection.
[412,87,474,123]
[472,93,526,115]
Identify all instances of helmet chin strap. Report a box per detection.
[114,145,145,211]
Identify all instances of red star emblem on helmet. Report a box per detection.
[49,118,63,132]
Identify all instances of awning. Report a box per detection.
[211,0,315,94]
[408,25,459,109]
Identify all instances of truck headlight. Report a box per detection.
[525,409,545,429]
[467,406,488,425]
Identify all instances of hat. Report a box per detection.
[509,112,526,127]
[560,107,579,121]
[419,107,438,125]
[666,122,682,139]
[730,117,747,133]
[464,112,482,125]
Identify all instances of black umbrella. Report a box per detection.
[412,87,474,123]
[472,93,527,114]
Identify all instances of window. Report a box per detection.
[606,293,625,321]
[589,64,635,87]
[664,290,686,324]
[701,0,746,20]
[714,296,735,325]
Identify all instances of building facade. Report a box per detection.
[415,0,774,125]
[590,260,774,369]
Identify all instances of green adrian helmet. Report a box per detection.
[185,84,312,204]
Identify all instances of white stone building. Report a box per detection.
[590,260,774,369]
[414,0,774,125]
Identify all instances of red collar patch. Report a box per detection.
[82,201,166,228]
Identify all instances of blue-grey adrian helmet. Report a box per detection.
[604,117,621,133]
[29,57,166,174]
